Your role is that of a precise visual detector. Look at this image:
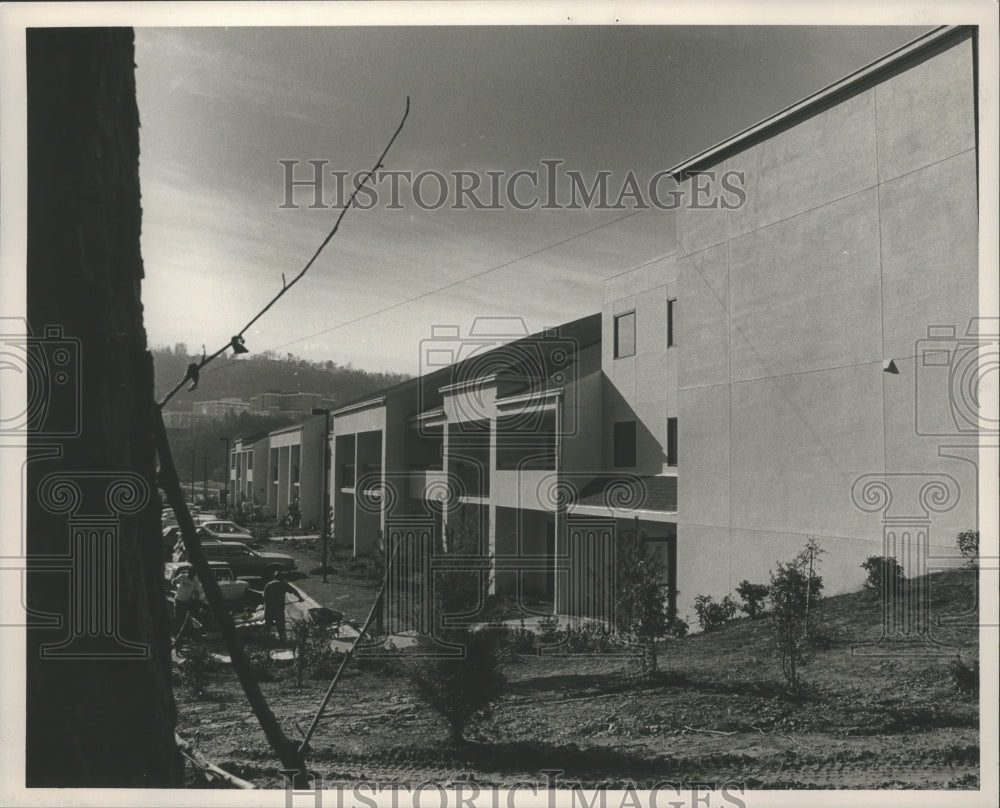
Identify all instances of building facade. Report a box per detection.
[668,25,979,615]
[231,27,981,623]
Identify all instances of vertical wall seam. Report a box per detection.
[873,87,889,484]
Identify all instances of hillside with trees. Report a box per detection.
[152,345,409,412]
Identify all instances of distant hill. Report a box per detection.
[152,345,409,411]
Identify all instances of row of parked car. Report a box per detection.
[161,512,297,604]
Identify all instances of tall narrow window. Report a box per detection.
[614,311,636,358]
[613,421,637,468]
[667,298,676,347]
[667,417,678,467]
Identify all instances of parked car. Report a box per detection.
[163,561,250,602]
[162,524,224,561]
[198,520,253,542]
[199,541,296,579]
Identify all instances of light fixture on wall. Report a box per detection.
[883,359,899,374]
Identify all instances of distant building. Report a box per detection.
[250,389,336,419]
[193,398,252,418]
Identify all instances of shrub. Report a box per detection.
[735,580,769,620]
[291,619,344,683]
[860,555,906,596]
[177,636,213,698]
[956,530,979,569]
[247,643,276,682]
[770,539,825,689]
[355,639,402,677]
[948,656,979,697]
[537,615,564,647]
[405,514,506,744]
[693,594,737,633]
[566,620,624,654]
[492,619,537,662]
[666,616,689,638]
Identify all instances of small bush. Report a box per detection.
[537,615,564,647]
[355,639,402,677]
[861,555,906,596]
[177,636,213,698]
[565,620,625,654]
[666,616,689,638]
[735,580,769,620]
[948,657,979,697]
[292,620,344,682]
[247,643,276,682]
[492,619,537,662]
[956,530,979,569]
[693,594,737,632]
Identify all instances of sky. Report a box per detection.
[134,22,933,377]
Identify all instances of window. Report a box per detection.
[613,421,637,467]
[614,311,636,358]
[667,299,676,347]
[230,454,236,468]
[247,453,253,469]
[667,417,678,467]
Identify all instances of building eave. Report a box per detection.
[667,25,970,179]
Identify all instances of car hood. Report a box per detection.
[259,552,294,562]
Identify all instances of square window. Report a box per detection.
[613,421,637,467]
[667,417,678,467]
[614,312,636,359]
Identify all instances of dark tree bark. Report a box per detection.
[25,28,182,786]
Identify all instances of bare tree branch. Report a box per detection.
[158,96,411,408]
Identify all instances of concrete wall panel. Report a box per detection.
[879,150,979,360]
[729,189,883,382]
[677,384,730,527]
[727,89,877,238]
[730,364,885,539]
[875,36,975,183]
[678,244,729,390]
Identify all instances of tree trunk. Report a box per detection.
[25,27,182,786]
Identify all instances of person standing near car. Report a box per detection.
[174,566,203,628]
[263,570,303,642]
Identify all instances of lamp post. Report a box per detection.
[219,436,231,514]
[190,450,196,503]
[202,455,209,504]
[318,409,331,583]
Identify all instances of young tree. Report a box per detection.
[406,512,506,744]
[769,539,825,689]
[614,525,671,676]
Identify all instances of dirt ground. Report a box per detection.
[175,538,981,790]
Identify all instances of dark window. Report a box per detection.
[247,453,253,469]
[667,299,676,347]
[230,454,236,468]
[667,417,678,467]
[614,312,636,358]
[613,421,637,468]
